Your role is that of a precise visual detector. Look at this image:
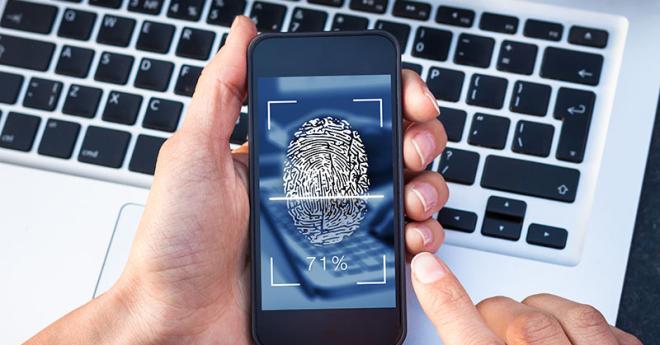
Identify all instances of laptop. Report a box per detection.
[0,0,658,343]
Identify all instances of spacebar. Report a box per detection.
[481,155,580,203]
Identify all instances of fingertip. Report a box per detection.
[402,70,440,122]
[411,252,447,285]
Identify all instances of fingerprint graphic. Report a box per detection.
[283,116,370,245]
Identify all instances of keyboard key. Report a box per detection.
[55,46,95,78]
[482,196,526,241]
[481,155,580,202]
[89,0,122,9]
[135,58,174,92]
[0,112,40,151]
[331,13,368,31]
[392,0,430,21]
[437,147,479,185]
[167,0,205,21]
[435,6,474,27]
[482,216,522,241]
[0,34,55,71]
[524,19,562,41]
[309,0,343,7]
[437,207,477,233]
[1,0,58,34]
[350,0,388,14]
[0,71,23,104]
[78,126,131,168]
[176,27,215,60]
[402,62,422,75]
[128,0,164,14]
[129,134,166,175]
[426,67,464,102]
[510,81,550,116]
[554,87,596,163]
[231,112,248,144]
[102,91,143,125]
[512,120,554,157]
[23,78,62,111]
[143,98,182,132]
[487,196,526,220]
[289,7,327,32]
[95,52,134,85]
[374,20,411,52]
[250,2,286,32]
[207,0,246,27]
[137,21,175,54]
[411,27,452,62]
[438,107,466,142]
[497,40,537,75]
[97,15,136,47]
[58,9,96,40]
[37,119,80,159]
[527,224,568,249]
[454,33,494,68]
[569,26,608,48]
[174,65,202,96]
[468,113,510,150]
[479,12,518,34]
[62,84,102,118]
[466,74,508,109]
[540,47,603,86]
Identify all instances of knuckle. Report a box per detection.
[565,304,607,329]
[476,295,512,311]
[521,293,554,306]
[508,311,564,344]
[618,332,644,345]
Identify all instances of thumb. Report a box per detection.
[411,252,502,345]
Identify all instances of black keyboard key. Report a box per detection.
[510,81,550,116]
[218,33,228,51]
[374,20,410,52]
[207,0,246,27]
[102,91,143,125]
[97,15,136,47]
[524,19,562,41]
[512,120,554,157]
[309,0,343,7]
[1,0,58,34]
[527,224,568,249]
[426,67,464,102]
[55,46,94,78]
[482,217,522,241]
[58,9,96,40]
[392,1,431,21]
[128,0,164,14]
[250,2,286,32]
[62,84,102,118]
[0,34,55,71]
[23,78,62,111]
[402,62,422,75]
[89,0,122,9]
[437,207,477,233]
[466,74,508,109]
[176,27,215,60]
[438,107,466,142]
[135,58,174,92]
[468,113,510,150]
[554,87,596,163]
[129,134,166,175]
[435,6,474,27]
[350,0,387,14]
[479,12,518,34]
[95,52,134,85]
[0,112,40,151]
[454,33,494,68]
[0,71,23,104]
[437,147,479,185]
[174,65,202,96]
[38,119,80,159]
[143,98,182,132]
[289,7,327,32]
[481,155,580,202]
[486,196,526,220]
[540,47,603,86]
[231,112,248,144]
[482,196,526,241]
[411,27,452,62]
[167,0,205,21]
[497,40,537,75]
[78,126,130,168]
[136,21,175,54]
[569,26,608,48]
[331,13,368,31]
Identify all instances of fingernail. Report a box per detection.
[424,88,440,116]
[413,225,433,246]
[412,131,436,167]
[411,182,437,213]
[412,252,447,284]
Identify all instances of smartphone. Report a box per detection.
[248,31,405,345]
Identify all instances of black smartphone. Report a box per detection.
[248,31,405,345]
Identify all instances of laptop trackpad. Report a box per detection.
[94,203,144,297]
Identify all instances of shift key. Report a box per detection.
[481,155,580,202]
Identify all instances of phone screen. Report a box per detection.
[255,73,397,311]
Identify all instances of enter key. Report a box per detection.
[554,87,596,163]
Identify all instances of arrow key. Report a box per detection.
[527,224,567,249]
[437,207,477,233]
[482,217,522,241]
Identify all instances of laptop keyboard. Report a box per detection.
[0,0,627,265]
